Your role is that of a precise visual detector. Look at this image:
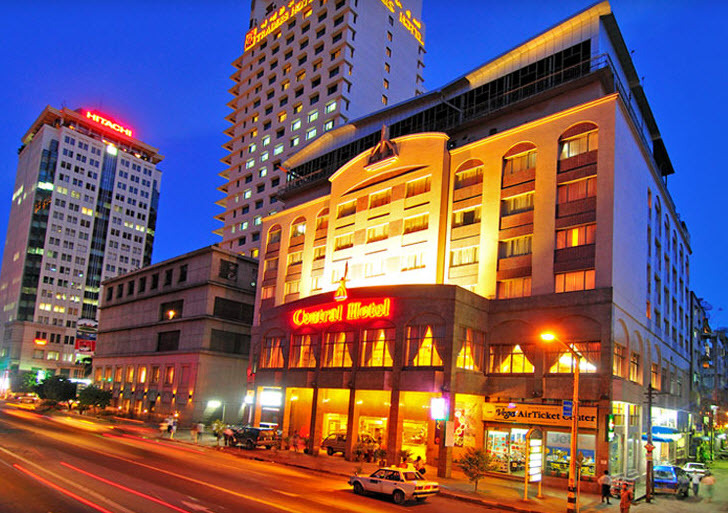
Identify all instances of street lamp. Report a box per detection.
[541,332,580,513]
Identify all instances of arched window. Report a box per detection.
[456,327,485,371]
[559,122,598,160]
[260,334,285,368]
[453,160,484,190]
[503,142,537,177]
[405,318,444,367]
[360,322,395,367]
[315,208,329,231]
[267,225,282,245]
[290,216,306,242]
[289,332,318,368]
[322,326,355,367]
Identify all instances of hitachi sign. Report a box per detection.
[85,111,133,137]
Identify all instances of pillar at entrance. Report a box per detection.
[345,388,360,460]
[307,387,321,455]
[387,388,403,466]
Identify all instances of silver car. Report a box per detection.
[349,466,439,504]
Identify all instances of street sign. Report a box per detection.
[563,400,573,418]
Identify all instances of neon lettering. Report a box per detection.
[85,111,133,137]
[244,0,314,52]
[291,298,393,327]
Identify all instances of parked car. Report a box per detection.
[230,426,278,449]
[349,466,439,504]
[653,465,689,497]
[683,462,708,479]
[321,432,375,456]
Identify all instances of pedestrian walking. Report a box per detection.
[414,455,426,475]
[196,422,205,443]
[700,471,715,502]
[619,483,633,513]
[598,470,612,504]
[691,472,700,497]
[169,418,178,439]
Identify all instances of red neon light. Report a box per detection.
[34,338,47,346]
[84,111,133,137]
[292,298,392,327]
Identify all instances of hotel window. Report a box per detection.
[322,330,354,367]
[337,200,356,219]
[405,323,443,367]
[313,246,326,260]
[291,219,306,239]
[114,366,123,383]
[290,334,317,368]
[381,95,388,105]
[260,335,285,368]
[268,226,282,245]
[556,224,596,249]
[306,127,317,140]
[454,164,483,189]
[498,235,532,258]
[403,214,428,234]
[324,119,334,131]
[629,352,641,383]
[557,177,596,204]
[138,366,147,383]
[284,280,300,295]
[547,342,599,374]
[456,327,485,371]
[261,285,275,300]
[164,366,175,385]
[369,189,391,209]
[157,330,180,352]
[315,209,329,230]
[264,257,278,272]
[452,206,481,228]
[555,269,595,293]
[364,257,385,277]
[405,176,431,198]
[651,363,660,390]
[383,78,389,89]
[291,136,300,147]
[307,110,318,123]
[450,246,479,267]
[287,252,303,267]
[159,300,183,321]
[366,224,388,243]
[501,192,534,216]
[291,118,301,131]
[496,277,532,299]
[334,233,354,250]
[504,149,536,175]
[401,251,425,271]
[488,344,535,373]
[613,344,626,377]
[361,327,394,367]
[560,130,598,159]
[325,100,337,114]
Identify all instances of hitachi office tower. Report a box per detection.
[0,106,162,387]
[218,0,426,257]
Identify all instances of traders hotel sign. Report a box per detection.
[292,298,392,327]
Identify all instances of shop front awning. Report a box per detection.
[641,434,673,443]
[652,426,680,436]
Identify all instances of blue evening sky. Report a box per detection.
[1,1,726,325]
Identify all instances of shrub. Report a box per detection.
[455,447,498,491]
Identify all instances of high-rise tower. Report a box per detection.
[217,0,426,257]
[0,106,162,384]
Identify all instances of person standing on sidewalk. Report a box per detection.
[598,470,612,504]
[700,471,715,502]
[191,422,199,443]
[691,472,700,497]
[619,483,633,513]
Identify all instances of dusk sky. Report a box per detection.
[1,1,727,325]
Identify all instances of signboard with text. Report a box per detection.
[483,402,597,430]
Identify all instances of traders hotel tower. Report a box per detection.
[0,106,162,385]
[217,0,426,257]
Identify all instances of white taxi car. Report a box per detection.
[348,466,439,504]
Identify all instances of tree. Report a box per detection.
[37,375,77,402]
[13,371,40,393]
[455,447,498,492]
[78,385,112,411]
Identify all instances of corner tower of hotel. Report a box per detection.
[250,2,693,489]
[218,0,426,258]
[0,106,162,385]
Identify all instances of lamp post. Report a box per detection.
[541,332,580,513]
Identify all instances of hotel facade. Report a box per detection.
[217,0,426,257]
[0,106,162,387]
[249,2,694,488]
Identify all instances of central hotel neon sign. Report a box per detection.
[292,298,392,327]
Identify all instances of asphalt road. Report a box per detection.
[0,403,497,513]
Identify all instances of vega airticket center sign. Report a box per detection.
[484,402,598,429]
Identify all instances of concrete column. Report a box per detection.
[438,392,454,478]
[387,388,402,466]
[345,387,359,460]
[307,387,322,455]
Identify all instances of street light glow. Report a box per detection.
[540,332,556,342]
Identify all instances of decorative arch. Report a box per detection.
[453,159,484,190]
[267,224,282,245]
[360,319,396,368]
[315,208,330,231]
[632,330,644,384]
[559,121,598,141]
[503,142,537,159]
[290,216,307,240]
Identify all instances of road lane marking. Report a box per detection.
[0,446,137,513]
[13,464,116,513]
[61,461,193,513]
[274,490,300,497]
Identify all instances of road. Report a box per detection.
[0,403,496,513]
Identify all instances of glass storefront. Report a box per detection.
[400,391,438,460]
[486,428,528,475]
[544,432,596,479]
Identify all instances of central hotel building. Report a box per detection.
[250,2,692,487]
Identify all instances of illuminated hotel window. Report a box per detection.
[361,327,395,367]
[383,79,389,89]
[382,95,388,105]
[496,277,532,299]
[501,192,534,216]
[613,344,626,377]
[290,334,317,368]
[369,189,391,209]
[138,366,147,383]
[450,246,479,267]
[260,335,285,368]
[547,342,599,374]
[405,323,443,367]
[401,251,425,271]
[313,246,326,260]
[323,330,353,367]
[452,206,481,228]
[488,344,535,373]
[364,257,385,277]
[456,327,485,371]
[325,100,337,114]
[268,226,281,244]
[324,120,334,131]
[274,144,284,155]
[254,216,262,225]
[291,219,306,238]
[403,214,428,234]
[555,269,595,293]
[292,119,301,130]
[556,224,596,249]
[560,130,598,160]
[244,189,252,199]
[311,276,321,290]
[366,224,388,243]
[288,251,303,267]
[262,135,270,146]
[629,352,641,383]
[261,285,275,300]
[498,235,532,258]
[285,280,300,295]
[405,176,431,198]
[504,149,536,175]
[337,200,356,219]
[264,257,278,272]
[114,366,123,383]
[557,177,596,203]
[246,159,255,169]
[164,366,174,385]
[454,165,483,189]
[308,110,319,123]
[315,209,329,230]
[334,233,354,250]
[306,127,317,140]
[291,136,300,147]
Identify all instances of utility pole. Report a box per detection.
[645,384,654,503]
